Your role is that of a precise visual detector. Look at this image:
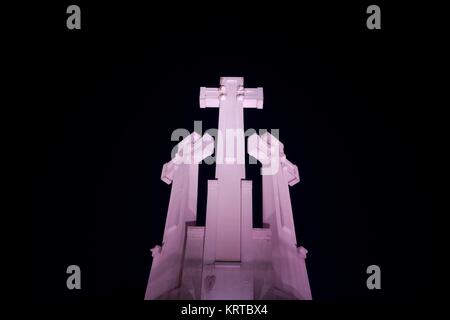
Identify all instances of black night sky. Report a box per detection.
[32,2,433,302]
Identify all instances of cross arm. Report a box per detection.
[199,87,221,108]
[247,132,300,185]
[161,132,214,184]
[241,87,264,109]
[200,85,263,109]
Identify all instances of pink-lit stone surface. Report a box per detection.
[145,77,311,300]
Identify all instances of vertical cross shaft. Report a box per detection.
[200,77,263,261]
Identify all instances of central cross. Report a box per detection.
[200,77,263,261]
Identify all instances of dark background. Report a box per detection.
[32,2,432,301]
